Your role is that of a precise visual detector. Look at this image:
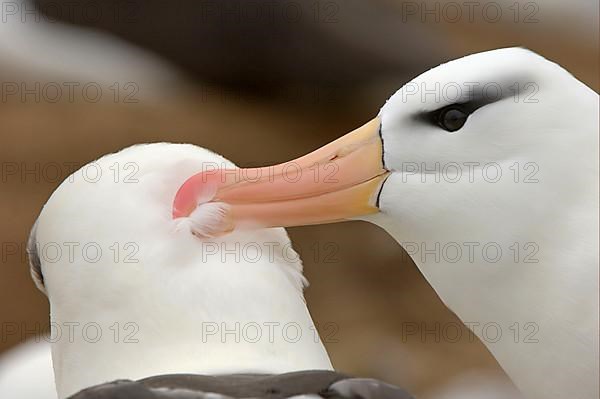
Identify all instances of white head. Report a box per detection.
[29,143,331,398]
[370,47,599,244]
[170,47,599,238]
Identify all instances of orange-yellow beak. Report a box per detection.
[172,117,389,235]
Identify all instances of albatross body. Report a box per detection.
[173,48,599,399]
[29,144,335,398]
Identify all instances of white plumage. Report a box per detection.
[33,144,332,398]
[0,340,57,399]
[364,48,598,399]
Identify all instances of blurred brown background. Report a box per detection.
[1,0,598,398]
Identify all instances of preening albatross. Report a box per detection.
[173,48,600,399]
[28,143,413,399]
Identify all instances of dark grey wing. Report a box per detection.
[327,378,415,399]
[26,217,46,295]
[67,380,161,399]
[66,379,231,399]
[68,371,413,399]
[139,370,348,397]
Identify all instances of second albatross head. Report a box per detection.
[172,47,598,238]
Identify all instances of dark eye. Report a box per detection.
[438,106,468,132]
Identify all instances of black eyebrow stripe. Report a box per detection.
[413,83,522,125]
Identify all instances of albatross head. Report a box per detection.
[172,47,598,240]
[28,143,331,398]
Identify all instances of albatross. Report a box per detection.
[28,143,413,399]
[172,48,600,399]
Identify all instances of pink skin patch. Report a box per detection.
[172,171,234,237]
[172,171,222,219]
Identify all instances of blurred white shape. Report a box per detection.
[0,0,183,97]
[0,339,57,399]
